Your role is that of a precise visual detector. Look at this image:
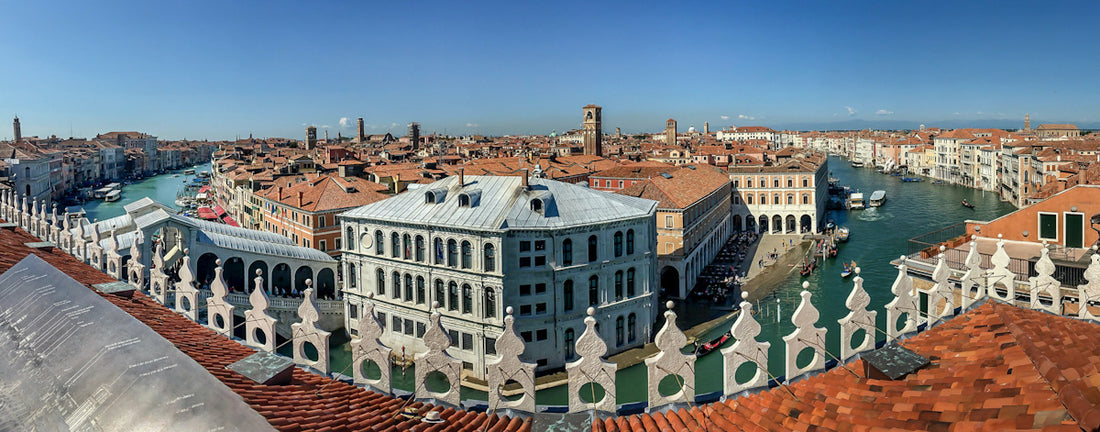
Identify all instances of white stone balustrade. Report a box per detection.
[206,259,235,337]
[987,234,1016,302]
[886,255,920,339]
[959,236,985,310]
[487,306,536,413]
[292,281,331,374]
[1029,242,1062,314]
[928,246,954,325]
[722,298,770,396]
[838,268,877,361]
[245,269,278,352]
[105,229,123,280]
[127,231,146,290]
[567,307,617,414]
[49,203,60,244]
[783,287,826,382]
[174,250,200,321]
[414,301,461,407]
[645,301,695,410]
[149,241,171,305]
[351,293,392,394]
[72,218,87,263]
[1077,247,1100,322]
[87,220,105,270]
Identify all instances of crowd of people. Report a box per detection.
[689,231,759,305]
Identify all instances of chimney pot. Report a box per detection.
[458,167,465,186]
[521,168,529,189]
[297,191,303,208]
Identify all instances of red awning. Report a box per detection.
[213,205,227,216]
[198,185,210,193]
[222,215,239,227]
[197,207,218,220]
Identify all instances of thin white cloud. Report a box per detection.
[845,106,857,116]
[976,111,984,115]
[338,117,351,128]
[875,109,894,116]
[466,123,479,128]
[953,112,961,116]
[738,114,755,120]
[321,125,331,129]
[720,115,730,121]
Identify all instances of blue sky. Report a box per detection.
[2,1,1098,139]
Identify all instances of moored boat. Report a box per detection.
[694,332,731,357]
[848,192,865,210]
[836,226,850,242]
[104,190,121,202]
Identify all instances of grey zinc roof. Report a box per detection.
[341,175,657,230]
[195,230,334,262]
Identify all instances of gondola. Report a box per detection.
[841,267,852,278]
[799,258,816,277]
[962,200,975,209]
[695,332,731,357]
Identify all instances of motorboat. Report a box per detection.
[848,192,865,210]
[869,190,886,207]
[104,190,122,202]
[851,161,865,168]
[841,260,857,278]
[836,226,850,242]
[183,168,196,175]
[901,177,923,182]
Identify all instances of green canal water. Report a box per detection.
[85,158,1017,406]
[69,163,209,220]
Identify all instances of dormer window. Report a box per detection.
[531,198,543,213]
[459,194,470,207]
[456,189,480,207]
[424,189,447,204]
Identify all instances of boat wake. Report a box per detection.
[856,208,891,222]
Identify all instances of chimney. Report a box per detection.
[458,167,465,186]
[521,168,529,189]
[297,191,303,208]
[276,186,282,201]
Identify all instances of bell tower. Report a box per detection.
[582,104,602,156]
[13,116,21,144]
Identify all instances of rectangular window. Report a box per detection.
[665,242,674,254]
[520,304,532,315]
[378,312,386,329]
[1038,212,1058,241]
[618,180,624,188]
[534,240,545,251]
[519,241,531,252]
[521,331,532,342]
[520,284,531,296]
[665,215,674,227]
[484,337,497,355]
[462,333,473,350]
[519,257,531,267]
[449,330,460,344]
[536,329,547,340]
[416,322,426,337]
[535,303,547,314]
[392,316,402,333]
[335,238,342,250]
[535,283,546,294]
[536,359,548,367]
[403,319,415,335]
[534,255,546,266]
[1065,212,1084,248]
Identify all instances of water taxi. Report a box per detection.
[183,168,196,175]
[869,190,887,207]
[104,189,122,202]
[848,192,865,210]
[836,226,850,242]
[851,160,865,168]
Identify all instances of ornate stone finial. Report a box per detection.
[886,255,919,338]
[173,253,199,321]
[646,301,695,409]
[488,305,537,413]
[783,291,826,381]
[147,239,168,304]
[415,302,461,406]
[1077,253,1100,322]
[987,234,1015,302]
[959,238,984,310]
[292,287,331,374]
[62,211,70,231]
[205,258,234,337]
[126,231,146,290]
[928,246,954,324]
[566,306,616,413]
[722,300,770,395]
[1029,242,1062,314]
[352,294,392,393]
[838,268,877,361]
[245,269,277,352]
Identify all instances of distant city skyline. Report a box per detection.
[3,1,1099,140]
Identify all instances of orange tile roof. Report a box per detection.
[258,173,391,212]
[0,219,530,432]
[616,165,729,209]
[595,301,1098,432]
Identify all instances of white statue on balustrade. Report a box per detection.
[566,307,617,414]
[487,306,536,414]
[291,280,331,374]
[351,293,392,394]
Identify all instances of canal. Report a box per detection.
[69,163,208,220]
[82,158,1017,405]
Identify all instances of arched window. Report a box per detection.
[760,194,767,204]
[404,274,413,301]
[462,284,473,314]
[391,232,400,258]
[416,276,425,304]
[530,199,543,213]
[588,276,599,306]
[773,178,779,188]
[588,235,598,262]
[773,193,780,204]
[564,328,575,360]
[403,234,411,259]
[787,177,793,187]
[484,244,495,272]
[614,231,623,257]
[563,280,574,312]
[346,227,354,251]
[787,194,794,204]
[392,271,401,299]
[562,239,573,266]
[434,238,443,264]
[628,313,637,342]
[461,241,472,269]
[434,279,444,307]
[802,194,810,204]
[627,268,636,297]
[746,178,753,188]
[415,235,425,262]
[448,282,458,311]
[747,194,753,204]
[615,316,624,346]
[802,177,809,187]
[626,230,635,255]
[375,230,384,255]
[447,239,458,267]
[484,288,496,318]
[614,271,623,300]
[734,195,741,204]
[348,263,356,288]
[376,269,385,296]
